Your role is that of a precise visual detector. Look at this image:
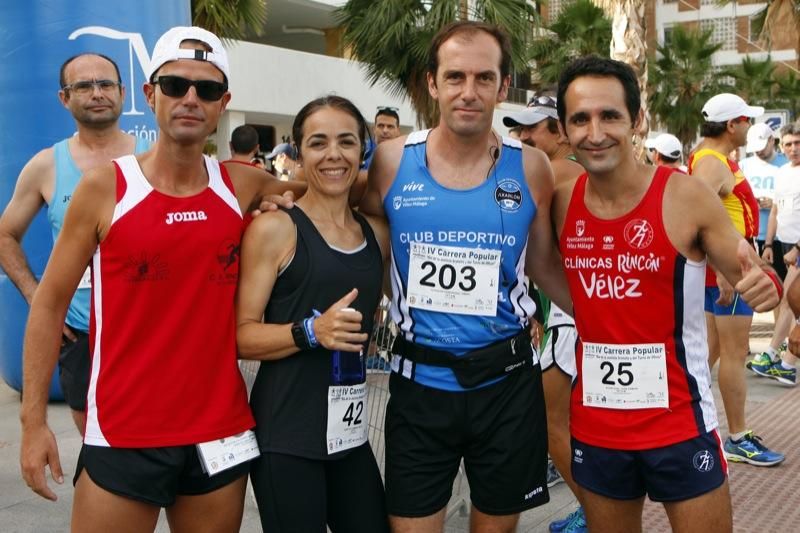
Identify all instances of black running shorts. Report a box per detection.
[58,330,90,411]
[74,444,250,507]
[385,365,549,517]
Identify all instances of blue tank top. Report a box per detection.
[47,135,151,332]
[385,130,538,391]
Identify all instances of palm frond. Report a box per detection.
[192,0,268,41]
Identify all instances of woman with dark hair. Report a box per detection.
[236,95,390,532]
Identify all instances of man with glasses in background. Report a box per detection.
[0,53,150,436]
[688,93,784,466]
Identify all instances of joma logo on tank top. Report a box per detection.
[165,210,208,225]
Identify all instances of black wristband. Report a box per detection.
[763,243,773,248]
[291,322,312,350]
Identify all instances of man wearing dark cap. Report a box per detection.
[267,142,299,180]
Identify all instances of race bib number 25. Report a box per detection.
[581,342,668,410]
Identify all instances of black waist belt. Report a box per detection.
[391,330,533,388]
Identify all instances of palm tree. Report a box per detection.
[649,26,729,155]
[336,0,538,127]
[591,0,649,117]
[724,56,776,107]
[529,0,612,85]
[192,0,267,40]
[748,0,800,66]
[774,70,800,118]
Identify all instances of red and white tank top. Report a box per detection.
[84,155,255,448]
[561,167,717,450]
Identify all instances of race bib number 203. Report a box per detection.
[406,242,501,317]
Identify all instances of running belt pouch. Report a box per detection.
[393,331,532,388]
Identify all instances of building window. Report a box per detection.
[663,24,675,47]
[700,17,736,51]
[748,14,761,42]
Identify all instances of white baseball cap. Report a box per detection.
[745,122,777,153]
[147,26,230,82]
[701,93,763,123]
[645,133,682,159]
[503,106,558,128]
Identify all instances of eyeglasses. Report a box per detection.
[152,75,227,102]
[62,79,121,95]
[527,95,556,108]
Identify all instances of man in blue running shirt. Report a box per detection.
[360,21,570,533]
[0,53,151,434]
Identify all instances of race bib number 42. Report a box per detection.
[406,242,500,316]
[327,383,368,455]
[581,342,668,410]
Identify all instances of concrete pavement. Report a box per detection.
[0,313,795,532]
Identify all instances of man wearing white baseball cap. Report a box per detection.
[20,26,295,531]
[645,133,683,169]
[742,123,789,284]
[688,93,785,467]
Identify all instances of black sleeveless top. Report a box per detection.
[250,206,383,459]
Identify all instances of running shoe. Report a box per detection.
[549,506,586,533]
[747,351,774,374]
[546,461,563,488]
[723,431,785,466]
[760,362,797,386]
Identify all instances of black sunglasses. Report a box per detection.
[152,75,227,102]
[377,106,399,112]
[528,95,556,108]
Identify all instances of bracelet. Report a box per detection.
[763,243,773,249]
[302,316,318,348]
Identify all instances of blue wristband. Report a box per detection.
[304,309,322,348]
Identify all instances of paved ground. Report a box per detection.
[0,313,795,532]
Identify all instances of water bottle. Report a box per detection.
[331,308,366,386]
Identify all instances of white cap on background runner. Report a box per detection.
[645,133,683,159]
[702,93,763,123]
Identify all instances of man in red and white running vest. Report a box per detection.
[20,26,297,532]
[551,56,780,532]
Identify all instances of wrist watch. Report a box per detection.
[291,322,312,350]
